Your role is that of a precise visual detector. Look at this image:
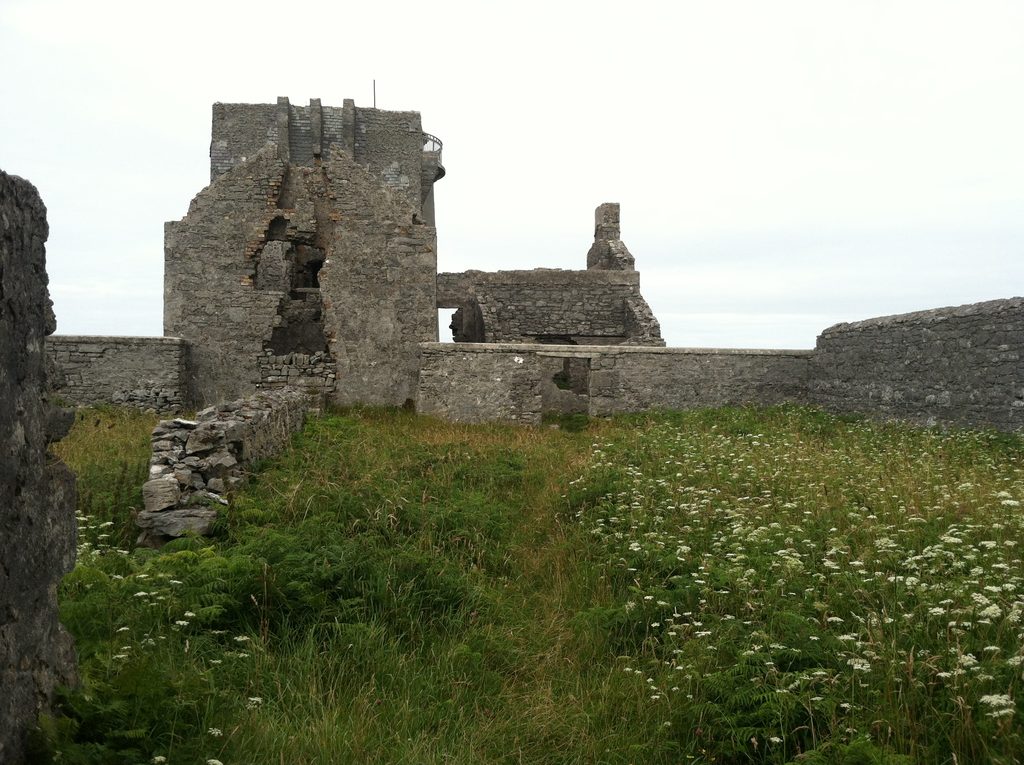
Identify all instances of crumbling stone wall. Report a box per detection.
[0,171,77,763]
[417,343,811,424]
[137,388,308,545]
[586,203,635,270]
[46,335,188,411]
[209,97,440,219]
[811,298,1024,431]
[210,102,279,180]
[168,98,441,408]
[437,269,662,345]
[165,147,287,405]
[437,204,663,346]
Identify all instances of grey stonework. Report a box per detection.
[36,97,1024,435]
[586,203,635,271]
[810,298,1024,431]
[209,97,442,224]
[46,335,188,411]
[418,346,548,424]
[418,343,812,425]
[437,204,663,346]
[587,347,811,416]
[419,296,1024,431]
[165,146,288,405]
[137,388,308,546]
[167,97,442,408]
[0,171,77,763]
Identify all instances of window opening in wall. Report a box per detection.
[437,309,454,343]
[446,302,485,343]
[268,216,288,240]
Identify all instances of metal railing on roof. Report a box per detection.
[422,132,443,157]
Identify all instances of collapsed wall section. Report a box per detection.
[0,171,77,763]
[417,343,811,424]
[170,98,441,408]
[165,147,288,405]
[811,298,1024,431]
[47,335,188,411]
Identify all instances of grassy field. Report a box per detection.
[34,405,1024,764]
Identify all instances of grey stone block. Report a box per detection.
[142,477,181,513]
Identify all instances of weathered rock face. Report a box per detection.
[137,388,308,545]
[0,171,77,763]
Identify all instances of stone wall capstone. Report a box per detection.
[0,170,78,763]
[137,388,309,546]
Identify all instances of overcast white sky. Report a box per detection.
[2,0,1022,348]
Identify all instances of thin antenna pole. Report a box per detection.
[373,79,376,108]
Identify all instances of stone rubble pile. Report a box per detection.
[136,388,309,546]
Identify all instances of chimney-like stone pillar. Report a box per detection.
[587,202,635,271]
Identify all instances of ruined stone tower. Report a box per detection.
[164,97,444,406]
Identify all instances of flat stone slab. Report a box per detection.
[136,507,218,539]
[142,476,180,513]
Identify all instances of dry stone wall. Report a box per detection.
[137,388,308,545]
[811,298,1024,431]
[46,335,188,411]
[0,171,77,763]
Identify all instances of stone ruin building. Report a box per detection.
[44,96,1022,432]
[162,96,662,410]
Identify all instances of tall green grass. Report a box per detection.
[34,405,1024,764]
